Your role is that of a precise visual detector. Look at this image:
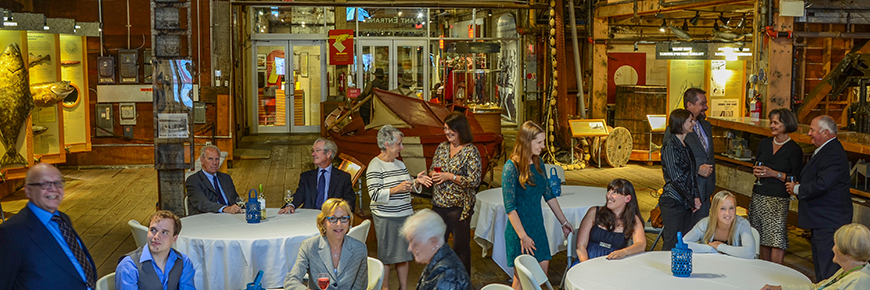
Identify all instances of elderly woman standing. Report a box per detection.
[284,198,368,290]
[750,108,803,264]
[428,111,481,276]
[761,223,870,290]
[503,121,573,290]
[367,124,433,290]
[660,109,702,251]
[401,209,473,290]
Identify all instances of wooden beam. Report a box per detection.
[766,15,794,114]
[591,17,608,119]
[555,0,571,146]
[595,0,753,19]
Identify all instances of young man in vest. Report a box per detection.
[116,210,195,290]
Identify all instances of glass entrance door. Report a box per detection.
[356,39,428,100]
[252,40,326,133]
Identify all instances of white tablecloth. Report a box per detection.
[470,185,606,275]
[174,208,321,290]
[565,251,811,290]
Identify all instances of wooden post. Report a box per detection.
[555,0,571,147]
[766,15,794,114]
[591,17,608,119]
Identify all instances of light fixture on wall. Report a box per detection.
[659,19,667,32]
[689,11,700,25]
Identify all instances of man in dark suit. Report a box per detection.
[0,163,98,289]
[187,145,242,214]
[786,115,852,281]
[279,138,356,214]
[664,88,715,221]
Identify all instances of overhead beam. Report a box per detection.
[595,0,753,19]
[230,0,547,9]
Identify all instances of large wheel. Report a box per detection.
[602,127,633,167]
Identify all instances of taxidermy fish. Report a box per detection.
[713,31,752,41]
[0,43,35,166]
[31,81,74,107]
[28,53,51,67]
[668,25,693,41]
[32,125,47,135]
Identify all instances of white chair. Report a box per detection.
[367,257,385,290]
[481,283,514,290]
[515,255,554,290]
[544,164,565,184]
[96,272,115,290]
[751,226,760,258]
[128,219,149,248]
[184,195,190,216]
[348,219,372,243]
[561,227,579,290]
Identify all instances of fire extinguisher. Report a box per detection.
[750,95,762,119]
[338,72,346,92]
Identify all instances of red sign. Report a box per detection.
[328,29,354,65]
[347,88,361,99]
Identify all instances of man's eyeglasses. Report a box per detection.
[325,216,350,224]
[26,181,66,189]
[311,148,326,154]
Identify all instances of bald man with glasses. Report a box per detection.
[279,138,356,214]
[0,163,98,289]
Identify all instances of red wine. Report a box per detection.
[317,277,330,289]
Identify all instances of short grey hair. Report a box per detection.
[376,125,404,151]
[818,115,838,135]
[200,145,221,159]
[314,138,337,160]
[401,209,446,244]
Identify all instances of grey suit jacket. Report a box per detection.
[186,170,241,214]
[284,235,368,290]
[664,115,716,203]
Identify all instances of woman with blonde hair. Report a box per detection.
[683,191,757,259]
[761,223,870,290]
[284,198,368,290]
[502,121,573,290]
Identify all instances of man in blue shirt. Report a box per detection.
[279,138,356,214]
[0,163,98,289]
[116,210,195,290]
[186,145,242,214]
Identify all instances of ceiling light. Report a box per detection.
[655,10,664,19]
[634,42,638,51]
[737,14,746,29]
[689,11,700,25]
[398,11,403,16]
[719,12,729,25]
[682,19,689,31]
[713,19,720,32]
[659,19,667,32]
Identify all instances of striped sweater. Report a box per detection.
[366,157,417,217]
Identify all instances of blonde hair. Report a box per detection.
[834,223,870,262]
[510,121,545,189]
[315,198,354,236]
[702,191,738,245]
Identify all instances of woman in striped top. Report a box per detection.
[659,109,702,251]
[366,124,433,290]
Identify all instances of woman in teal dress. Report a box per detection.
[503,121,573,290]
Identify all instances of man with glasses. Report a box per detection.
[187,145,242,214]
[279,139,356,214]
[0,163,98,289]
[115,210,195,289]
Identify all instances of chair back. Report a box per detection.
[184,195,190,216]
[96,272,115,290]
[543,164,565,184]
[751,226,760,257]
[338,153,367,187]
[128,219,149,248]
[348,219,372,243]
[480,283,514,290]
[515,255,554,290]
[367,257,385,290]
[561,227,579,290]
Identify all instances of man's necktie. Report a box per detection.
[51,215,96,288]
[213,176,227,205]
[694,122,709,152]
[315,169,326,209]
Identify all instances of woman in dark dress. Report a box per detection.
[502,121,573,290]
[659,109,702,251]
[573,179,646,265]
[750,108,803,264]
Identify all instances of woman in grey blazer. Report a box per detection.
[284,198,368,290]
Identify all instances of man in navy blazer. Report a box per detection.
[664,88,716,221]
[279,139,356,214]
[786,115,853,281]
[0,163,98,289]
[187,145,242,214]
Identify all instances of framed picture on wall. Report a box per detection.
[257,54,266,70]
[568,119,610,137]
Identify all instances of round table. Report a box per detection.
[565,251,811,290]
[174,208,321,290]
[470,185,607,275]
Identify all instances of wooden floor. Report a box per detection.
[0,132,816,289]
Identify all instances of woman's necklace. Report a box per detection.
[773,136,791,146]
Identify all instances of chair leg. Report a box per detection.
[651,228,664,251]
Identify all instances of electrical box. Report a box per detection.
[97,56,116,84]
[119,49,139,84]
[95,103,114,136]
[143,49,153,83]
[119,103,137,125]
[194,103,206,124]
[123,126,134,139]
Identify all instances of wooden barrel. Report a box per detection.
[613,85,667,150]
[474,112,502,134]
[592,127,633,167]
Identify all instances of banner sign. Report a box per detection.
[328,29,354,65]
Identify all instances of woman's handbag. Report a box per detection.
[549,167,562,197]
[649,205,664,228]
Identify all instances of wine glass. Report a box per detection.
[317,273,330,290]
[754,161,764,186]
[433,166,442,173]
[284,190,294,206]
[787,176,797,201]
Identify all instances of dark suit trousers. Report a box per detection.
[433,206,472,277]
[811,228,839,281]
[659,196,695,251]
[692,199,711,224]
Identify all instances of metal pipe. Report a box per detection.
[98,0,104,56]
[230,0,546,9]
[793,31,870,38]
[568,0,586,119]
[197,0,202,87]
[126,0,131,49]
[210,0,216,87]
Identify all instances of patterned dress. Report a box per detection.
[503,159,557,266]
[430,142,482,221]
